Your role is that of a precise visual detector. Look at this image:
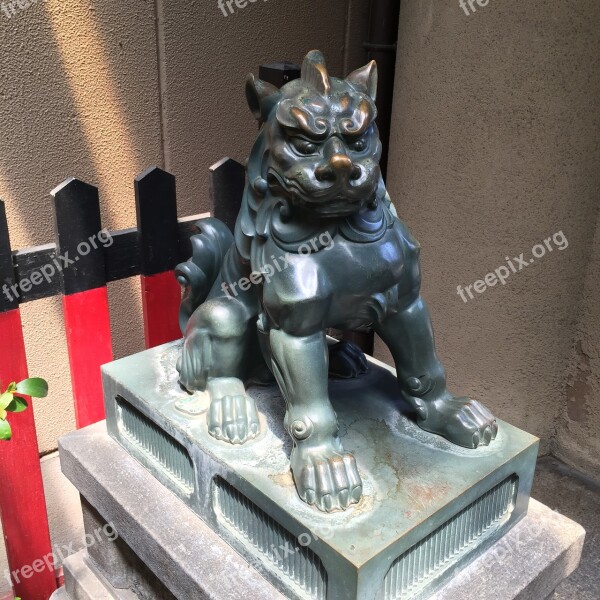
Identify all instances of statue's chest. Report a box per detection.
[317,231,405,297]
[257,224,406,302]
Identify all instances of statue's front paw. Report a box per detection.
[207,379,260,444]
[291,443,363,512]
[419,397,498,449]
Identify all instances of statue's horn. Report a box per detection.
[301,50,331,95]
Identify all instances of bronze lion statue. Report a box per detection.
[174,50,497,513]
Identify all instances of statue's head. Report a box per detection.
[246,50,381,218]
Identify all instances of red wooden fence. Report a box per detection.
[0,202,55,600]
[0,159,244,600]
[0,63,367,600]
[52,178,114,428]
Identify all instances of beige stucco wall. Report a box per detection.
[0,454,84,597]
[0,0,369,455]
[555,217,600,479]
[380,0,600,461]
[2,0,598,591]
[0,1,369,591]
[1,0,165,454]
[159,0,371,217]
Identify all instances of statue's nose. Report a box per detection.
[316,153,362,182]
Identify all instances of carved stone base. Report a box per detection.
[51,422,583,600]
[58,340,546,599]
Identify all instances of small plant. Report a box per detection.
[0,378,48,440]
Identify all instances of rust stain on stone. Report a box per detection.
[405,482,451,513]
[268,470,295,488]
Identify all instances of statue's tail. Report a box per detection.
[175,218,234,334]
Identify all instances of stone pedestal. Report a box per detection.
[51,422,584,600]
[95,341,541,600]
[49,341,585,599]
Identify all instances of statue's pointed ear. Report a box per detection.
[346,60,378,101]
[245,74,281,122]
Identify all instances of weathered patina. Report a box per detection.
[175,50,498,513]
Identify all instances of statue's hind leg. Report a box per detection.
[374,229,497,448]
[375,295,497,449]
[177,297,260,444]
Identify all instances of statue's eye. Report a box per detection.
[292,139,318,155]
[351,138,367,152]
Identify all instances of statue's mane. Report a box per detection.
[236,50,380,260]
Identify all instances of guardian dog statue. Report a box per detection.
[175,50,497,513]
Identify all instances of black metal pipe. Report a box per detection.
[365,0,400,180]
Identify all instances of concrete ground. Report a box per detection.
[532,456,600,599]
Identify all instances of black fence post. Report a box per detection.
[259,62,301,88]
[135,166,182,347]
[51,177,113,428]
[135,167,180,278]
[52,178,107,295]
[209,157,245,233]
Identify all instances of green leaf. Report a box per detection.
[15,378,48,398]
[0,392,13,410]
[0,419,12,440]
[7,382,17,393]
[6,397,28,413]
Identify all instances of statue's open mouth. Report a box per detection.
[267,168,368,215]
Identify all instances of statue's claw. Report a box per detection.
[417,396,498,449]
[207,378,260,445]
[176,340,204,392]
[291,442,363,512]
[328,340,369,379]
